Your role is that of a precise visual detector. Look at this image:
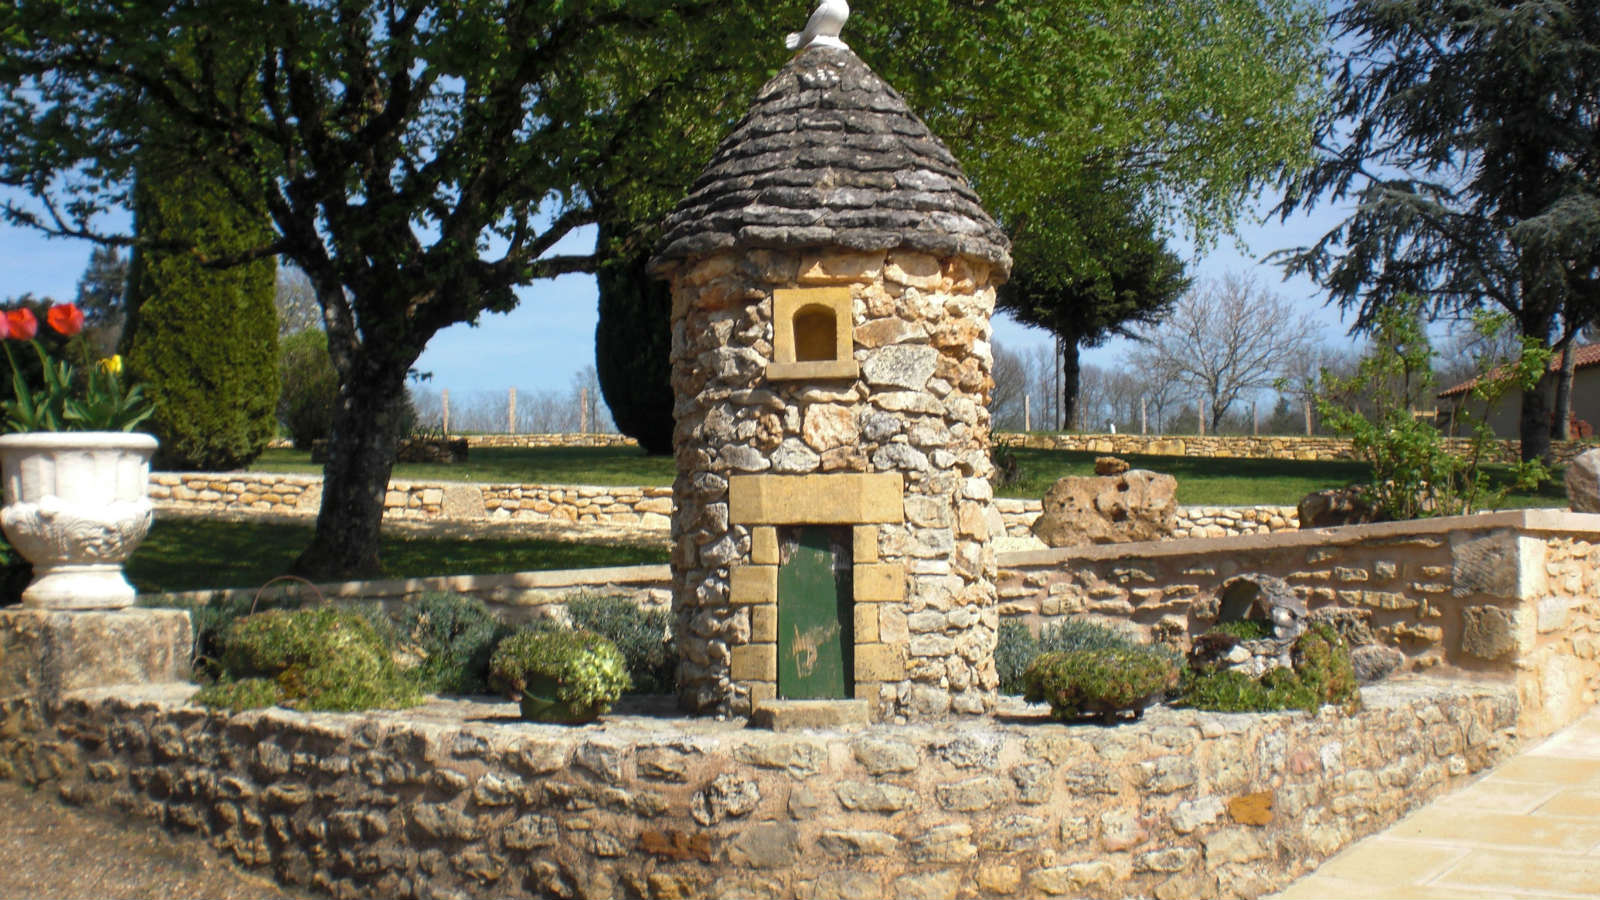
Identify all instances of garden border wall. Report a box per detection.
[1,678,1517,900]
[998,432,1595,465]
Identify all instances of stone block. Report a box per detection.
[750,527,779,565]
[730,565,778,605]
[730,473,904,525]
[852,526,879,563]
[0,609,191,700]
[854,563,905,603]
[751,699,870,731]
[1461,605,1520,660]
[853,603,880,644]
[854,643,905,682]
[730,643,777,681]
[751,605,778,643]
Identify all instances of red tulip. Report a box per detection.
[46,303,84,337]
[6,308,36,341]
[0,312,9,340]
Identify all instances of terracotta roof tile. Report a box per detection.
[1436,342,1600,398]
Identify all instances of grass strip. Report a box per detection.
[128,517,668,595]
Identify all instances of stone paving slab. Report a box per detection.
[1274,707,1600,899]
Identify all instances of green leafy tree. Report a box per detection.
[593,221,674,454]
[73,246,128,356]
[1317,295,1549,519]
[1,1,1323,577]
[122,165,278,471]
[278,329,338,451]
[1274,0,1600,462]
[996,178,1189,429]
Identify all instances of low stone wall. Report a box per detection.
[149,473,674,531]
[150,565,673,628]
[997,509,1600,739]
[460,433,638,449]
[994,499,1298,540]
[1,677,1516,900]
[999,432,1595,465]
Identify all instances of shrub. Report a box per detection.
[193,677,283,711]
[489,628,630,715]
[996,617,1141,696]
[594,226,674,455]
[565,592,675,694]
[140,588,311,679]
[122,163,278,470]
[1179,623,1360,714]
[198,607,420,712]
[1022,645,1181,724]
[994,620,1039,695]
[278,329,338,449]
[392,593,513,694]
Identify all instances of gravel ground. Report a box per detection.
[0,782,304,900]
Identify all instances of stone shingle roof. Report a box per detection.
[649,45,1011,280]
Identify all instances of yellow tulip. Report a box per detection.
[97,354,123,376]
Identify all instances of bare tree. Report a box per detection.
[1131,273,1318,434]
[275,264,323,337]
[989,342,1029,430]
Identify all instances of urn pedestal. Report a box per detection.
[0,432,157,610]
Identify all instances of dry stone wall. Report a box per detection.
[149,473,673,531]
[1001,432,1596,465]
[665,247,1002,721]
[998,510,1600,739]
[0,679,1516,900]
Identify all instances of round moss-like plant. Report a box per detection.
[202,607,420,712]
[1022,645,1181,724]
[489,628,630,724]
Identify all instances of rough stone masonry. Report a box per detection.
[649,43,1013,721]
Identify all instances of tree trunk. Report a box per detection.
[1520,370,1555,464]
[1553,334,1577,441]
[1058,338,1080,432]
[292,359,412,579]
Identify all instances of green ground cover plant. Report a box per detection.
[1022,645,1182,724]
[194,607,421,712]
[250,444,1565,508]
[392,593,514,695]
[1179,623,1360,714]
[127,518,668,594]
[995,618,1142,695]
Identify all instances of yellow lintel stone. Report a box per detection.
[730,473,903,525]
[730,565,778,605]
[855,563,906,603]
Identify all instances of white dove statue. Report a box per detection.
[786,0,850,51]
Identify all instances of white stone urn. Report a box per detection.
[0,432,157,609]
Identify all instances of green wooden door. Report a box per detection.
[777,526,852,699]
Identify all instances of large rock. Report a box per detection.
[1030,470,1177,548]
[1567,448,1600,513]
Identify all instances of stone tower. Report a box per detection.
[648,42,1011,722]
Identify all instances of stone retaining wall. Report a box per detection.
[998,509,1600,739]
[0,678,1517,900]
[993,499,1298,540]
[999,432,1595,465]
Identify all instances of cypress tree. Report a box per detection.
[123,165,278,470]
[594,222,674,455]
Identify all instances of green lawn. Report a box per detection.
[251,443,1568,508]
[128,517,668,595]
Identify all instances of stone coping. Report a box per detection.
[997,508,1600,567]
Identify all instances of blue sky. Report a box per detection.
[0,188,1360,399]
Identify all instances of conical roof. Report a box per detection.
[649,45,1011,280]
